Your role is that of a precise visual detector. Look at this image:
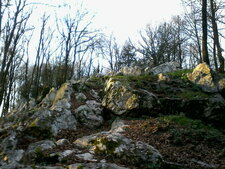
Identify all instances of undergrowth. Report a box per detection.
[160,115,225,146]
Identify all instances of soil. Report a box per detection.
[42,117,225,169]
[123,118,225,169]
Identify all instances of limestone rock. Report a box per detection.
[75,93,87,102]
[149,61,180,75]
[102,78,138,115]
[74,100,103,128]
[0,132,17,153]
[102,78,158,116]
[40,88,57,108]
[117,66,142,76]
[25,109,77,136]
[75,153,97,162]
[187,63,225,93]
[110,119,128,133]
[204,94,225,126]
[50,109,77,135]
[187,63,217,92]
[218,78,225,91]
[58,150,76,161]
[1,149,25,164]
[89,89,100,99]
[68,163,130,169]
[56,139,70,146]
[21,140,56,165]
[158,73,170,82]
[0,163,66,169]
[74,131,163,168]
[26,140,56,153]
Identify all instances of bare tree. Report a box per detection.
[29,14,53,101]
[210,0,224,72]
[118,40,137,68]
[0,0,32,116]
[138,20,186,67]
[202,0,210,65]
[97,34,121,71]
[182,0,203,63]
[56,7,97,81]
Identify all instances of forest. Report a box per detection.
[0,0,225,116]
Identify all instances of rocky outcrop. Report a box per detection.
[74,120,163,168]
[0,63,225,168]
[102,77,159,116]
[73,100,103,128]
[187,63,225,93]
[204,94,225,126]
[68,163,129,169]
[116,66,142,76]
[0,78,105,168]
[148,61,180,75]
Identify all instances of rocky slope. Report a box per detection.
[0,63,224,169]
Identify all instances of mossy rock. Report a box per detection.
[17,126,53,150]
[90,137,121,155]
[33,147,59,165]
[23,126,52,139]
[52,82,71,105]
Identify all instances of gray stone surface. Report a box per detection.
[74,120,163,168]
[149,61,180,75]
[74,100,103,128]
[68,163,130,169]
[102,78,158,116]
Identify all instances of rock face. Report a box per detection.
[204,94,225,126]
[117,66,142,76]
[149,61,180,75]
[102,77,159,116]
[74,100,103,128]
[69,163,130,169]
[0,78,106,168]
[187,63,225,93]
[74,120,163,168]
[0,63,225,168]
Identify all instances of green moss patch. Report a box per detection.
[17,126,53,150]
[33,147,59,165]
[166,69,192,80]
[77,165,84,169]
[176,90,209,99]
[124,116,225,168]
[112,74,157,82]
[0,129,9,140]
[160,115,225,146]
[90,137,121,155]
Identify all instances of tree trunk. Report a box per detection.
[202,0,210,65]
[213,42,218,71]
[210,0,224,72]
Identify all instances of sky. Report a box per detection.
[28,0,184,44]
[85,0,183,43]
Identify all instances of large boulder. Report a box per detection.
[69,163,129,169]
[148,61,180,75]
[21,108,77,136]
[73,100,103,128]
[204,94,225,127]
[102,77,159,116]
[74,122,163,168]
[116,66,142,76]
[187,63,225,93]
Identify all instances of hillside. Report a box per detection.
[0,62,225,169]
